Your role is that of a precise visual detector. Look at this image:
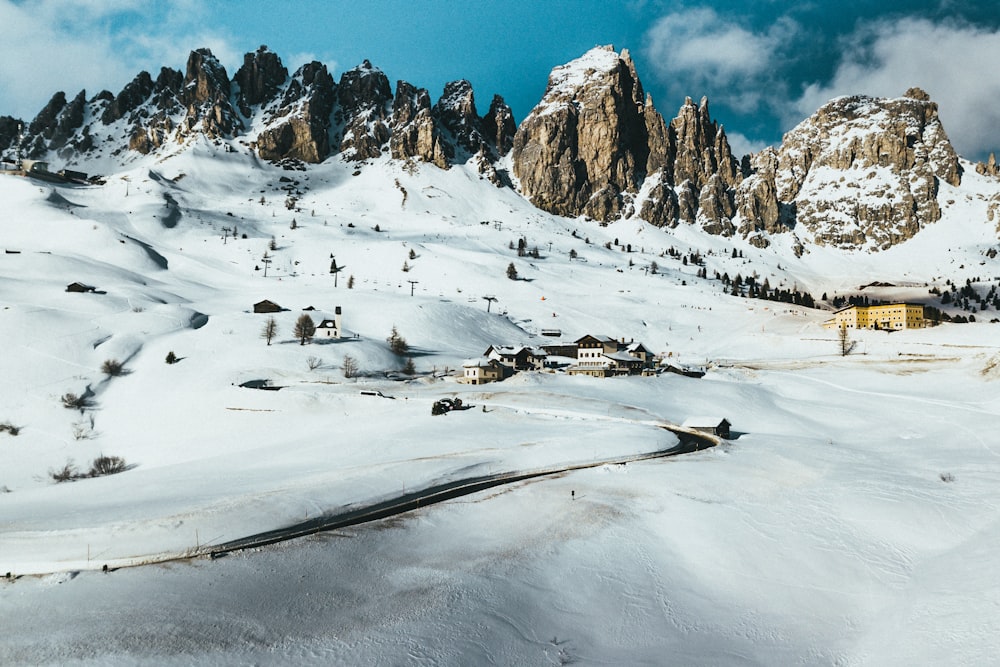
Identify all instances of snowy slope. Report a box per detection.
[1,141,1000,665]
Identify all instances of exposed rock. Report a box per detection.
[47,90,87,150]
[235,46,288,117]
[27,92,67,139]
[670,96,740,190]
[0,115,22,153]
[389,80,450,168]
[697,173,736,236]
[775,90,962,250]
[434,80,487,158]
[639,179,679,227]
[102,71,155,124]
[178,48,241,138]
[511,46,653,221]
[977,152,1000,178]
[336,60,392,160]
[481,95,516,157]
[735,147,782,237]
[256,61,335,163]
[129,112,174,154]
[152,67,184,113]
[643,94,674,179]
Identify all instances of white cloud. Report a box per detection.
[0,0,238,120]
[643,8,800,113]
[725,131,772,160]
[790,18,1000,159]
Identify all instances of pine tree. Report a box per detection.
[387,326,408,355]
[506,262,518,280]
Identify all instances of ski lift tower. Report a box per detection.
[15,122,24,170]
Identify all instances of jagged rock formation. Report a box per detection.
[178,48,242,138]
[256,60,335,163]
[512,46,652,221]
[482,95,516,157]
[977,153,1000,178]
[234,46,287,117]
[335,60,393,160]
[389,81,449,168]
[773,88,962,250]
[2,44,979,253]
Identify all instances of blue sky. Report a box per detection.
[2,0,999,159]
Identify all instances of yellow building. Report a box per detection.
[823,303,925,330]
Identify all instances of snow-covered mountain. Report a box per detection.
[3,44,999,255]
[2,44,1000,666]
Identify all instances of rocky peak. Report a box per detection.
[336,60,392,159]
[235,46,288,116]
[977,152,1000,178]
[152,67,184,112]
[433,79,487,157]
[774,90,962,249]
[0,116,21,153]
[670,96,739,191]
[481,94,516,157]
[390,80,449,168]
[101,71,154,124]
[179,48,241,138]
[255,61,335,164]
[511,45,653,220]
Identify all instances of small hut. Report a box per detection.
[253,299,282,313]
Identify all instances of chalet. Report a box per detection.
[484,345,547,371]
[66,282,96,293]
[681,417,731,439]
[566,358,615,378]
[253,299,282,313]
[626,342,654,365]
[575,335,619,362]
[460,358,505,384]
[822,303,925,330]
[315,306,343,339]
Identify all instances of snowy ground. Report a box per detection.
[2,143,1000,664]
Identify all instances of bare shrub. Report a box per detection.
[343,354,358,379]
[101,359,125,376]
[940,472,955,483]
[306,355,323,371]
[88,455,128,477]
[61,393,91,410]
[72,421,95,440]
[50,460,81,483]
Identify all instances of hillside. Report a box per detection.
[1,44,1000,666]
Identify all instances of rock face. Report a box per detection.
[178,48,242,138]
[773,89,962,250]
[256,61,335,163]
[4,43,977,254]
[977,153,1000,178]
[512,46,652,220]
[390,80,449,168]
[335,60,393,160]
[482,95,516,157]
[234,46,287,116]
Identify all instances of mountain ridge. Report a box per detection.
[1,44,998,254]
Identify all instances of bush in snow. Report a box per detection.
[101,359,125,376]
[61,392,91,410]
[0,422,20,436]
